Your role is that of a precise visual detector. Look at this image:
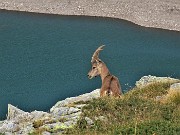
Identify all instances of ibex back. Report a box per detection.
[88,45,122,97]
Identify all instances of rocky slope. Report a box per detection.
[0,0,180,31]
[0,76,179,134]
[0,89,100,134]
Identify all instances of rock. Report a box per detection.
[136,75,179,88]
[62,111,82,121]
[74,104,87,109]
[31,110,51,120]
[170,83,180,91]
[85,117,94,125]
[95,116,108,122]
[16,124,34,135]
[4,132,13,135]
[0,89,100,134]
[64,120,77,127]
[42,131,51,135]
[7,104,33,124]
[0,121,3,127]
[68,107,80,114]
[50,89,100,112]
[2,105,54,135]
[42,122,73,133]
[45,89,100,131]
[51,107,70,116]
[7,104,27,120]
[0,120,20,133]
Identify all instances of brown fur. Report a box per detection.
[88,45,122,97]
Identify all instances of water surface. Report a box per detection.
[0,10,180,119]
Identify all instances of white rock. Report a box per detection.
[0,120,19,133]
[31,110,51,120]
[95,116,108,122]
[50,89,100,112]
[63,111,82,121]
[136,75,179,88]
[68,107,80,114]
[7,104,33,124]
[64,120,76,127]
[74,104,87,109]
[7,104,26,120]
[170,83,180,91]
[85,117,94,125]
[4,132,13,135]
[52,107,69,116]
[16,124,34,135]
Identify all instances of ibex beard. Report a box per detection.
[88,45,122,97]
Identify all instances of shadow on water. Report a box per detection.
[0,9,180,119]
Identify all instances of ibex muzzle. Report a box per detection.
[88,62,100,79]
[88,45,122,97]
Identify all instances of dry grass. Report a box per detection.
[67,82,180,135]
[29,82,180,134]
[163,89,180,105]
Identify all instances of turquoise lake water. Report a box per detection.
[0,10,180,119]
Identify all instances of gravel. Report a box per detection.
[0,0,180,31]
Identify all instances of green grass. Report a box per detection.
[67,82,180,135]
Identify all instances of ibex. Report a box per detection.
[88,45,122,97]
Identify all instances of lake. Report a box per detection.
[0,10,180,119]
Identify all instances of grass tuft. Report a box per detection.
[164,89,180,105]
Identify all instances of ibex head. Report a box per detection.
[87,45,105,79]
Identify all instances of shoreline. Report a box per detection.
[0,0,180,31]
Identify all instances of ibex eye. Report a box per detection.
[93,67,96,69]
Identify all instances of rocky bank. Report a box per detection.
[0,0,180,31]
[0,89,100,134]
[0,75,179,134]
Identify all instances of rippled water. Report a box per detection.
[0,10,180,119]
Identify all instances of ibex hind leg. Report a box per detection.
[100,90,105,97]
[100,89,109,97]
[100,89,113,97]
[110,78,122,97]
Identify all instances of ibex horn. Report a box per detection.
[91,45,105,63]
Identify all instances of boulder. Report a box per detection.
[170,83,180,91]
[50,89,100,112]
[7,104,27,120]
[136,75,179,88]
